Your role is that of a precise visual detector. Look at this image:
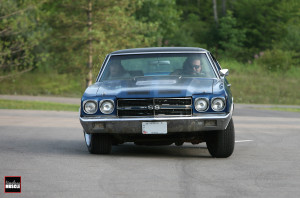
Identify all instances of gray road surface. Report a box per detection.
[0,103,300,197]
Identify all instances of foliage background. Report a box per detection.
[1,0,299,104]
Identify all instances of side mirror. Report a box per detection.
[220,69,229,77]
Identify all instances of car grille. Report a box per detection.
[117,98,192,117]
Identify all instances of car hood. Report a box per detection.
[86,76,218,98]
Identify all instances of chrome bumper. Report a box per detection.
[80,104,233,134]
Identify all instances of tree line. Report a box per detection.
[1,0,299,86]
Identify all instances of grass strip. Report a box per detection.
[0,99,79,112]
[258,107,300,113]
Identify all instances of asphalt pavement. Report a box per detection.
[0,96,300,197]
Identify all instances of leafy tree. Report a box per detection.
[0,0,48,80]
[231,0,293,55]
[280,19,300,53]
[2,0,300,84]
[171,0,214,47]
[255,49,296,72]
[217,11,245,59]
[275,0,300,54]
[135,0,181,46]
[44,0,157,86]
[170,13,208,47]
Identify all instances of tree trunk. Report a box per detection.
[197,0,200,9]
[222,0,226,16]
[86,0,93,87]
[212,0,219,27]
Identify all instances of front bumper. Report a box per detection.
[80,104,233,134]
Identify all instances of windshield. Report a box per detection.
[99,53,217,82]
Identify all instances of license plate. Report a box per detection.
[142,122,167,134]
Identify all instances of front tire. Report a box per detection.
[206,118,235,158]
[84,131,112,154]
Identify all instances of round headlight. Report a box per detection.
[100,100,114,114]
[212,98,225,111]
[195,98,208,112]
[83,100,98,114]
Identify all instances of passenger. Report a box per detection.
[108,60,130,79]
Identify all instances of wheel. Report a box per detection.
[84,131,112,154]
[206,118,235,158]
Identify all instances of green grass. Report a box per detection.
[258,107,300,113]
[0,71,85,97]
[0,99,79,112]
[219,59,300,105]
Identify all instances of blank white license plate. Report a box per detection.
[142,122,167,134]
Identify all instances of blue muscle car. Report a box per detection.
[79,47,235,158]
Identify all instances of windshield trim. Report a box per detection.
[110,51,207,56]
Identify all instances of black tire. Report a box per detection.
[84,131,112,154]
[206,118,235,158]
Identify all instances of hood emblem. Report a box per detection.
[147,105,160,110]
[154,105,160,110]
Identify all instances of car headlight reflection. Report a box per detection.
[212,98,225,111]
[83,100,98,114]
[195,98,209,112]
[100,100,114,114]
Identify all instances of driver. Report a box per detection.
[182,56,204,76]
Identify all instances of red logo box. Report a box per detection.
[4,176,21,193]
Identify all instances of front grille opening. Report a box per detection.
[118,99,153,107]
[155,98,191,105]
[155,109,192,116]
[117,98,192,117]
[118,110,153,117]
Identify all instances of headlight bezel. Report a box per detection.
[211,97,226,111]
[99,99,115,114]
[194,97,209,112]
[83,100,98,114]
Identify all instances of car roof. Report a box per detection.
[110,47,208,55]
